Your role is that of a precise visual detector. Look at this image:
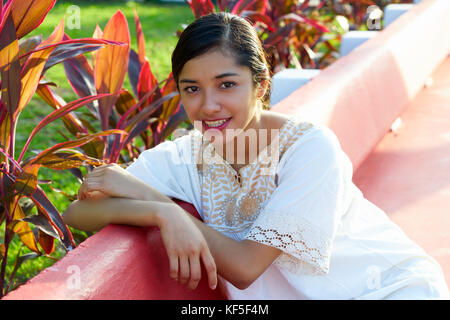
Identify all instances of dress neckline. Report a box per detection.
[201,115,298,177]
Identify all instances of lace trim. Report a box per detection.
[245,210,332,276]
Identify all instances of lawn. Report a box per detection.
[2,0,194,293]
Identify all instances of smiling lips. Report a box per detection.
[202,117,232,130]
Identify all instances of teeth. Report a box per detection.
[204,119,228,127]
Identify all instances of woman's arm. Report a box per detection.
[62,198,165,232]
[77,163,176,203]
[188,213,282,290]
[71,165,281,290]
[160,203,283,290]
[62,197,217,291]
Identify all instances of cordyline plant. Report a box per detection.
[0,0,129,297]
[185,0,414,70]
[325,0,414,31]
[184,0,337,71]
[37,8,186,177]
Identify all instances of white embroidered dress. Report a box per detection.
[125,116,449,300]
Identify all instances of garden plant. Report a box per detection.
[0,0,183,297]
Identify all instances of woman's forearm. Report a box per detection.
[63,198,166,232]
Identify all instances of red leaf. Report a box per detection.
[95,10,130,131]
[17,18,65,121]
[240,11,275,32]
[186,0,216,18]
[8,195,40,254]
[27,129,127,167]
[14,163,40,196]
[0,12,20,119]
[35,83,88,137]
[18,93,114,165]
[128,49,142,97]
[117,84,163,130]
[38,229,55,255]
[160,74,181,121]
[137,61,159,108]
[231,0,257,15]
[30,186,75,250]
[19,37,124,61]
[277,13,330,33]
[134,8,147,67]
[10,0,56,39]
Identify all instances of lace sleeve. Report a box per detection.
[244,125,353,275]
[246,209,333,275]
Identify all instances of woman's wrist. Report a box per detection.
[154,202,181,229]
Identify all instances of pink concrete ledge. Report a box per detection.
[2,199,226,300]
[3,0,450,300]
[353,56,450,288]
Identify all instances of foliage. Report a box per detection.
[0,0,128,297]
[184,0,336,71]
[47,8,187,166]
[0,1,192,293]
[184,0,414,71]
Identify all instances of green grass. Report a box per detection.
[2,0,194,294]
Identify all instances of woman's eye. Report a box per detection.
[184,86,199,94]
[221,81,236,89]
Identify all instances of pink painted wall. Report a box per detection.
[3,199,227,300]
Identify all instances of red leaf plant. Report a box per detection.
[0,0,126,297]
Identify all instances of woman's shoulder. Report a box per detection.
[274,117,345,167]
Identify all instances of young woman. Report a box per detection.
[63,12,449,299]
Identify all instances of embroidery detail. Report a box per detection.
[191,117,323,272]
[238,191,262,220]
[224,195,238,226]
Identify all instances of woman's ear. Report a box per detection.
[256,79,269,99]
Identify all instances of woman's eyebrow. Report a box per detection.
[215,72,239,79]
[179,72,240,84]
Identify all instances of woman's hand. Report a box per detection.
[78,163,149,201]
[158,203,217,291]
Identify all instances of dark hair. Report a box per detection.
[171,12,272,110]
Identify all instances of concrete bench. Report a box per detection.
[353,55,450,287]
[2,0,449,299]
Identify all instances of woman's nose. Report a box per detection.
[201,90,221,113]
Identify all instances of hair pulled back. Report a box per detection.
[171,12,272,110]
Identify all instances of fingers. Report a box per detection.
[78,168,104,200]
[169,252,212,291]
[78,180,96,200]
[78,164,122,200]
[188,255,201,290]
[201,248,218,290]
[179,255,190,286]
[78,181,88,200]
[169,254,179,281]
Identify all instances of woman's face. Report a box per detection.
[177,49,264,147]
